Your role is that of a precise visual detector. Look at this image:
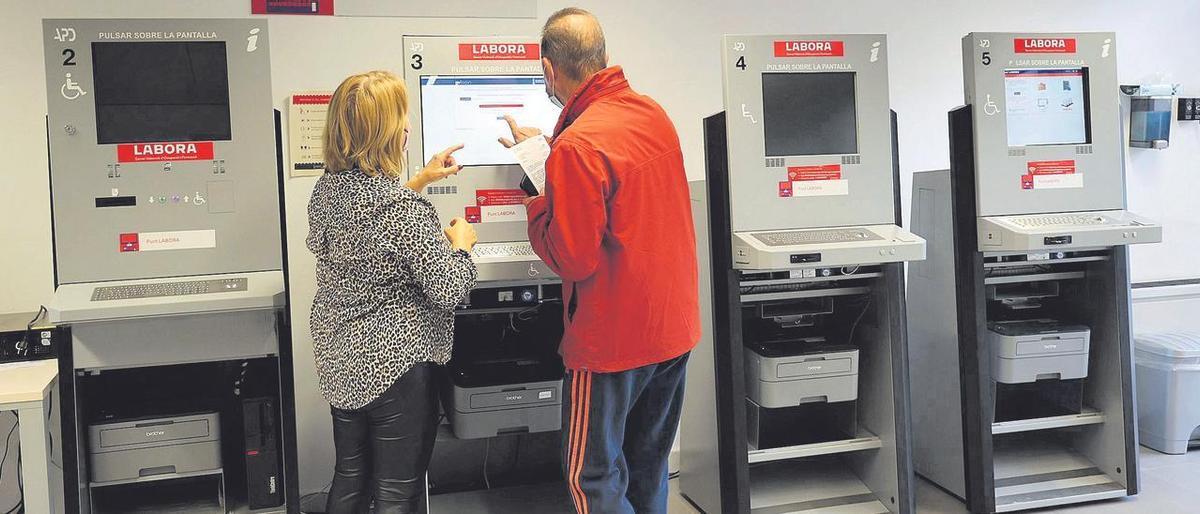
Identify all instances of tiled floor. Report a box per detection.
[668,447,1200,513]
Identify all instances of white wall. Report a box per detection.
[2,0,1199,496]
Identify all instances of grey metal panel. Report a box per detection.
[906,170,967,498]
[731,224,924,270]
[844,272,902,509]
[402,35,560,283]
[962,32,1125,217]
[336,0,537,19]
[976,211,1160,252]
[1074,251,1137,492]
[48,270,284,324]
[43,19,282,284]
[69,309,280,370]
[679,179,723,513]
[402,35,542,245]
[721,34,896,232]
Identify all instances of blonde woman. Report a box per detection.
[307,71,477,513]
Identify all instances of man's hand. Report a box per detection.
[498,115,545,149]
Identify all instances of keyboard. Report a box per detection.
[92,278,248,302]
[1005,214,1114,229]
[471,242,538,261]
[754,228,883,247]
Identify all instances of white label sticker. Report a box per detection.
[138,230,217,252]
[481,204,528,223]
[1033,173,1084,190]
[538,390,552,400]
[791,179,849,197]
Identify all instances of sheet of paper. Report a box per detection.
[511,136,551,194]
[288,92,332,178]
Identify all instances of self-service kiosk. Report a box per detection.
[402,36,573,512]
[680,34,925,514]
[908,32,1162,513]
[42,19,297,513]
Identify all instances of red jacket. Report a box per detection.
[527,66,700,372]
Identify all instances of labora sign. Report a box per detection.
[1014,38,1077,53]
[774,40,845,57]
[458,43,540,61]
[116,141,215,163]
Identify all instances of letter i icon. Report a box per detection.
[247,28,260,53]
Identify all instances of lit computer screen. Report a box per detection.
[1004,68,1091,147]
[761,72,858,157]
[92,42,232,144]
[419,76,561,166]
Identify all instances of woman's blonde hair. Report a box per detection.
[323,71,410,178]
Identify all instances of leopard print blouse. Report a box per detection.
[307,169,477,410]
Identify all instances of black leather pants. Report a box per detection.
[326,363,440,514]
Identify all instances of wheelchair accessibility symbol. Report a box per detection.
[61,73,86,100]
[983,94,1000,116]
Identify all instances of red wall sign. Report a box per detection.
[292,94,333,105]
[117,142,214,163]
[774,40,845,58]
[458,43,540,61]
[252,0,334,15]
[1014,38,1077,54]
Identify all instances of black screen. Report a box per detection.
[761,72,858,156]
[92,42,232,144]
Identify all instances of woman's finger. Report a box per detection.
[437,143,465,160]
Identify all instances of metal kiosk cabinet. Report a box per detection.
[42,19,298,513]
[680,34,925,514]
[908,32,1162,513]
[402,36,573,512]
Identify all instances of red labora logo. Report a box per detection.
[1014,38,1077,54]
[774,40,845,57]
[117,142,214,163]
[458,43,540,61]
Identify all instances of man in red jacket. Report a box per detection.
[499,7,700,514]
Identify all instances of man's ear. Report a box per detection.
[542,57,556,85]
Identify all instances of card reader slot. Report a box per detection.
[95,196,137,208]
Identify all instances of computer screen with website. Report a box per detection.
[420,75,560,166]
[1004,68,1091,147]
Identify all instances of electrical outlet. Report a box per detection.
[1180,98,1199,121]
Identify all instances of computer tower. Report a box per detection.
[243,397,283,509]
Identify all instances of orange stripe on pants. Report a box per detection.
[568,371,592,514]
[567,370,585,511]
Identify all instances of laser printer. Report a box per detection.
[745,330,860,408]
[87,412,222,484]
[988,319,1091,384]
[443,356,563,439]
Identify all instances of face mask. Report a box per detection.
[544,72,564,109]
[547,81,564,109]
[401,126,410,153]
